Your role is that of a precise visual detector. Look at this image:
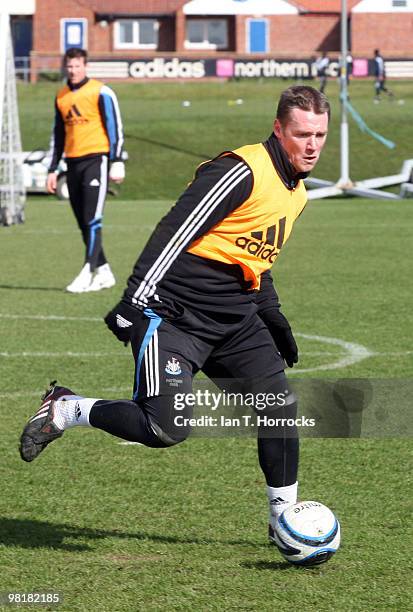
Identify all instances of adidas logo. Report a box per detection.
[270,497,287,505]
[116,314,133,328]
[65,104,81,119]
[235,218,286,263]
[65,104,88,125]
[90,178,100,187]
[75,402,82,421]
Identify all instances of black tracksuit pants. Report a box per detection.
[66,154,109,271]
[90,306,299,488]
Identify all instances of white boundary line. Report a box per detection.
[1,385,132,400]
[0,351,130,358]
[0,314,100,321]
[1,311,409,381]
[3,349,401,360]
[1,349,409,361]
[293,333,373,374]
[0,225,158,236]
[118,441,143,445]
[1,317,407,447]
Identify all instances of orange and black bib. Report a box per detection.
[187,143,307,289]
[56,79,109,158]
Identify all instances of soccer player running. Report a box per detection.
[47,47,125,293]
[315,52,330,94]
[20,86,330,543]
[373,49,394,103]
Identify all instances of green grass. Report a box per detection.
[1,197,412,611]
[1,80,412,610]
[18,79,413,199]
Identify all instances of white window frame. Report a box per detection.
[185,19,228,50]
[60,18,88,54]
[114,19,159,50]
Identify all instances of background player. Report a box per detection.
[315,52,330,94]
[21,86,330,542]
[373,49,394,103]
[47,47,125,293]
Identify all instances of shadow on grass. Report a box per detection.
[0,518,268,552]
[124,133,211,161]
[0,285,63,292]
[241,560,298,571]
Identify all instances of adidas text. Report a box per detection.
[235,236,279,263]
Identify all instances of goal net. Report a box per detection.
[0,11,25,226]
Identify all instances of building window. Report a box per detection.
[114,19,158,49]
[185,19,228,49]
[61,18,88,53]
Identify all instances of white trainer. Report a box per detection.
[268,502,296,545]
[268,513,278,544]
[66,263,93,293]
[86,263,116,292]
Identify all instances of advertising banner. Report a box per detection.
[87,57,413,80]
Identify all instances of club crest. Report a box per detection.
[165,357,182,375]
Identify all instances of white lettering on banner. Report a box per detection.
[129,58,205,79]
[83,58,413,80]
[328,62,339,77]
[234,59,311,78]
[310,61,340,78]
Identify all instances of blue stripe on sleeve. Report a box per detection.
[101,91,118,159]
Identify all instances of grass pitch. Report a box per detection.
[1,197,412,611]
[18,78,413,200]
[0,79,412,610]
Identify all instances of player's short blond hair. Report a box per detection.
[277,86,330,126]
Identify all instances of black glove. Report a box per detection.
[263,310,298,368]
[104,300,141,346]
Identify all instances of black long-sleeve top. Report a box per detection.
[123,133,307,333]
[48,77,124,172]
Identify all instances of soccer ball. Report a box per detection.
[272,501,340,566]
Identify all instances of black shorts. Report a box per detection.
[131,305,285,400]
[129,305,290,443]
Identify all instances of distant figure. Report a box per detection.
[47,47,125,293]
[373,49,394,102]
[315,52,330,93]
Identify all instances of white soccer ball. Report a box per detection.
[273,501,340,566]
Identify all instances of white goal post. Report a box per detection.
[0,11,26,226]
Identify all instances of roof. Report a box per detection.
[184,0,298,15]
[90,0,360,17]
[353,0,413,12]
[289,0,360,12]
[1,0,34,14]
[93,0,186,15]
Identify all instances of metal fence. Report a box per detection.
[14,56,31,82]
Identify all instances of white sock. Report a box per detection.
[52,397,100,430]
[267,482,298,518]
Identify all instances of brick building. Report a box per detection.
[352,0,413,58]
[5,0,413,80]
